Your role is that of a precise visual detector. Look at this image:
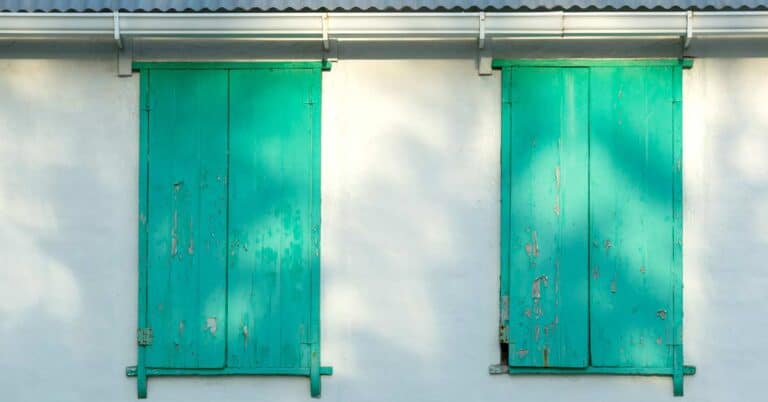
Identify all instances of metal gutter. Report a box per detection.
[0,11,767,40]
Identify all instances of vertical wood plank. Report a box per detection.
[588,66,676,368]
[227,68,317,370]
[499,68,512,347]
[137,68,150,398]
[672,64,685,396]
[145,69,228,369]
[309,67,323,397]
[506,67,590,368]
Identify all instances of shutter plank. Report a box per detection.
[589,66,676,368]
[227,68,316,369]
[146,69,228,368]
[506,67,590,368]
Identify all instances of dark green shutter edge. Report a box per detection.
[491,59,695,396]
[132,61,332,71]
[126,62,332,399]
[491,58,694,69]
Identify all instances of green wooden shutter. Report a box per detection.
[227,68,317,369]
[145,69,229,369]
[505,67,590,368]
[588,66,677,369]
[498,60,689,395]
[132,63,330,398]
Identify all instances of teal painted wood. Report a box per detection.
[226,68,318,372]
[497,60,689,394]
[126,366,334,377]
[505,66,590,368]
[492,59,691,69]
[588,66,676,370]
[132,63,329,397]
[506,365,696,376]
[136,68,150,399]
[133,61,328,71]
[308,66,323,398]
[499,68,512,347]
[671,64,685,396]
[145,69,229,369]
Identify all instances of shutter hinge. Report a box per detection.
[137,328,153,346]
[499,324,509,343]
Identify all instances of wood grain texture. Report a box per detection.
[145,69,229,369]
[588,66,676,368]
[505,67,590,368]
[499,62,684,383]
[226,68,316,370]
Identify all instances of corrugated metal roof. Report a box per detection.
[0,0,765,12]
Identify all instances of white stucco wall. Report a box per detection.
[0,41,766,402]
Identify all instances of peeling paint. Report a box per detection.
[610,272,617,293]
[171,210,178,256]
[593,266,599,279]
[532,275,548,318]
[188,239,194,256]
[243,325,249,349]
[532,275,548,299]
[178,321,184,335]
[517,349,529,359]
[543,315,559,336]
[657,309,667,320]
[525,231,540,257]
[640,266,646,274]
[206,317,217,335]
[657,337,663,345]
[534,325,541,341]
[553,166,561,217]
[604,239,612,252]
[542,345,550,367]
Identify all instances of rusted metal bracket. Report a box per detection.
[137,327,153,346]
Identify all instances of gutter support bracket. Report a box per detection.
[114,10,134,77]
[478,12,486,50]
[477,13,492,76]
[684,10,694,50]
[113,11,123,49]
[321,13,330,51]
[560,11,566,38]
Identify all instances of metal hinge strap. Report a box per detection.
[137,328,153,346]
[499,324,509,343]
